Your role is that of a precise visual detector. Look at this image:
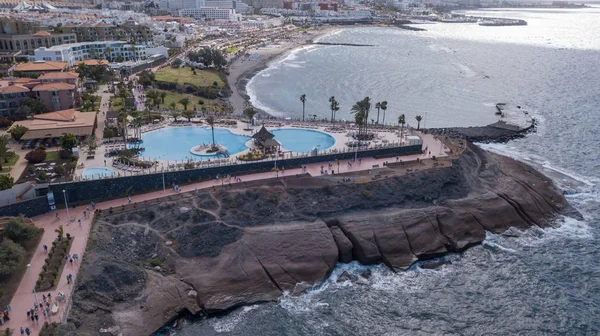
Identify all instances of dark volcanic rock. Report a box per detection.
[174,222,243,258]
[177,220,338,312]
[69,144,580,336]
[329,225,353,263]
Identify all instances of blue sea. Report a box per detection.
[166,7,600,335]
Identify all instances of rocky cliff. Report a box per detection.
[67,144,579,336]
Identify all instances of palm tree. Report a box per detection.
[206,116,216,149]
[375,102,381,124]
[55,225,64,240]
[171,110,181,123]
[244,107,256,129]
[415,115,423,130]
[179,97,190,110]
[0,135,14,171]
[117,110,128,143]
[159,91,167,104]
[398,114,406,139]
[329,96,339,123]
[169,101,177,110]
[300,94,306,122]
[351,97,371,137]
[380,101,388,125]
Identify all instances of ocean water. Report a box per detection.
[165,8,600,335]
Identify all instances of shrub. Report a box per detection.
[37,171,48,181]
[0,116,13,128]
[0,175,13,191]
[59,149,72,159]
[8,124,27,140]
[0,238,25,278]
[2,216,39,242]
[25,148,47,163]
[53,164,65,176]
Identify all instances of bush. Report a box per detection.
[53,164,65,176]
[0,238,25,278]
[0,175,13,191]
[25,148,47,163]
[59,149,72,159]
[2,216,39,243]
[37,171,48,181]
[8,124,27,140]
[0,116,12,128]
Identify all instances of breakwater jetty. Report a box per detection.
[313,42,375,47]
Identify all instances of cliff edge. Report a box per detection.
[67,144,579,335]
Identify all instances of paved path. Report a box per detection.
[0,133,447,335]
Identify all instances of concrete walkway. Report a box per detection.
[0,133,447,335]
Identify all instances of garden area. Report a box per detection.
[152,90,226,113]
[0,216,44,311]
[154,66,225,89]
[17,134,79,184]
[35,225,73,292]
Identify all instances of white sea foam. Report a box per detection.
[209,305,260,333]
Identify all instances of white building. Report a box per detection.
[157,0,206,10]
[32,41,169,66]
[205,0,250,13]
[179,7,238,21]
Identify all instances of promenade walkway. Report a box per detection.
[0,133,447,335]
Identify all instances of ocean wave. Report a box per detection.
[208,305,260,333]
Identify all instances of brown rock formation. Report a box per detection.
[68,144,580,335]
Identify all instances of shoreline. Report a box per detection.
[226,26,342,116]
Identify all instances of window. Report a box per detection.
[52,98,59,104]
[51,91,58,96]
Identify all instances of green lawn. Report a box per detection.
[111,97,123,110]
[156,90,225,111]
[154,67,225,88]
[45,150,60,161]
[226,46,241,53]
[1,153,20,172]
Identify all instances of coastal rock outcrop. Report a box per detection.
[68,144,579,335]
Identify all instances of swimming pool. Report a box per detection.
[82,167,116,179]
[271,128,336,153]
[137,127,250,161]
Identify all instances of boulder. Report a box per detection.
[112,272,201,336]
[177,220,338,312]
[329,225,353,263]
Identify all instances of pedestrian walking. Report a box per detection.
[20,327,24,335]
[91,201,95,209]
[30,312,34,323]
[43,310,47,319]
[43,245,47,253]
[69,258,73,266]
[78,219,82,227]
[128,196,132,204]
[25,327,31,336]
[34,313,38,324]
[42,295,46,303]
[55,213,60,220]
[26,310,30,319]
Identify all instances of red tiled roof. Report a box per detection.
[0,85,29,93]
[32,82,75,91]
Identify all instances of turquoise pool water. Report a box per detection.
[82,167,116,179]
[272,128,336,152]
[137,127,250,161]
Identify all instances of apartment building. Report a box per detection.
[61,19,153,44]
[32,82,76,112]
[179,7,239,21]
[0,17,41,35]
[32,41,168,65]
[0,72,79,116]
[0,30,77,54]
[0,84,30,116]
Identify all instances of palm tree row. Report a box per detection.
[298,93,424,132]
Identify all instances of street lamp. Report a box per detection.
[62,190,70,225]
[27,264,38,307]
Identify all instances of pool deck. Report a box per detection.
[75,121,434,180]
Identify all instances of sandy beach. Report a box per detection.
[226,26,340,116]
